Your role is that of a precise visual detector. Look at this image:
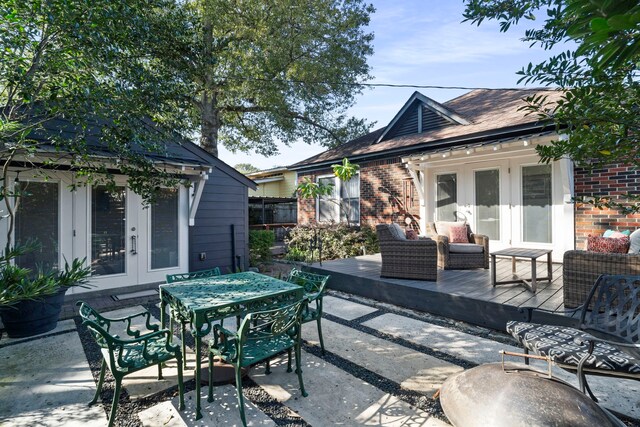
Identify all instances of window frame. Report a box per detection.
[315,173,360,225]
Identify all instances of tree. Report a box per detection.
[463,0,640,213]
[234,163,262,174]
[152,0,375,158]
[0,0,187,246]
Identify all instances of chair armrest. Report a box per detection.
[470,233,489,246]
[101,310,160,338]
[574,336,640,359]
[211,324,239,356]
[518,305,582,322]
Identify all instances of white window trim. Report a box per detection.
[315,173,360,225]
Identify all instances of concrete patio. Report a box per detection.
[1,287,639,426]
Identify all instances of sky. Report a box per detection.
[218,1,567,171]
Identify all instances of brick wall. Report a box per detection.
[574,163,640,249]
[297,157,421,229]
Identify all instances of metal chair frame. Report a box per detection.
[207,300,307,426]
[286,268,330,354]
[165,267,222,368]
[77,301,185,427]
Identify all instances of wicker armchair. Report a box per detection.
[426,222,489,270]
[376,224,437,281]
[563,250,640,308]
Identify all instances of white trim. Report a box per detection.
[315,173,360,225]
[189,173,208,226]
[253,176,284,184]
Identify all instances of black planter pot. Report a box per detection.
[0,287,68,338]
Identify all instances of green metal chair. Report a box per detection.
[286,268,330,354]
[207,300,308,427]
[166,267,222,368]
[76,301,184,427]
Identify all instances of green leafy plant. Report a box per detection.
[285,223,378,263]
[249,230,275,266]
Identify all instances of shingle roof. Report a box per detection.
[289,89,563,169]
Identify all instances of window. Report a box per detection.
[474,169,500,240]
[436,173,457,221]
[522,164,552,243]
[317,175,360,223]
[15,181,59,271]
[151,188,179,269]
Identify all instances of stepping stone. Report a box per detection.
[251,352,448,426]
[138,385,275,426]
[302,319,462,395]
[323,296,378,320]
[0,330,106,426]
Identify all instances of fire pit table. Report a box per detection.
[439,361,624,427]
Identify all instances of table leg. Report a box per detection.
[195,334,202,420]
[491,255,497,287]
[547,252,553,282]
[530,258,537,293]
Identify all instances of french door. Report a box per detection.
[85,184,187,288]
[432,157,554,251]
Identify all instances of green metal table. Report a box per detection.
[159,271,303,420]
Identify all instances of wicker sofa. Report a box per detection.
[376,224,438,281]
[563,250,640,308]
[426,222,489,270]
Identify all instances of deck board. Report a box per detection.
[309,253,572,330]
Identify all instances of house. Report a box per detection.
[290,89,640,262]
[0,117,256,295]
[246,167,298,240]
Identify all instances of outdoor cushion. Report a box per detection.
[449,243,484,254]
[388,223,407,240]
[435,221,463,238]
[603,229,631,237]
[449,224,469,243]
[405,228,419,240]
[629,229,640,254]
[507,321,640,375]
[586,235,630,253]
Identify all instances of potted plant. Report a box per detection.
[0,244,92,338]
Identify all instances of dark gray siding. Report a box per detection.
[189,167,250,273]
[386,103,419,138]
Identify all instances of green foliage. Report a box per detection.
[249,230,275,266]
[463,0,640,213]
[152,0,376,156]
[235,164,261,175]
[295,177,335,200]
[0,246,92,307]
[285,223,378,263]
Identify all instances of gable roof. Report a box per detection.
[289,89,563,171]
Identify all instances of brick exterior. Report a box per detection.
[574,163,640,249]
[297,157,421,229]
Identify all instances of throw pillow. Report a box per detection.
[449,224,469,243]
[405,229,419,240]
[609,231,628,239]
[587,235,630,253]
[629,229,640,254]
[603,229,631,237]
[388,223,406,240]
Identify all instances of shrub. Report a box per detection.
[249,230,275,266]
[284,223,378,263]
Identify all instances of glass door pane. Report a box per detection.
[318,177,336,222]
[475,169,500,240]
[151,189,179,269]
[436,173,457,221]
[92,186,126,276]
[15,182,59,271]
[522,164,552,243]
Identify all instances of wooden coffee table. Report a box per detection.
[490,248,553,293]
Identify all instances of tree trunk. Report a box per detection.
[199,14,219,157]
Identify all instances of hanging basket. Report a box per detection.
[0,287,68,338]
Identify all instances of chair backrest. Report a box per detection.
[580,274,640,343]
[166,267,221,283]
[77,301,114,348]
[236,300,304,360]
[286,268,330,300]
[429,221,472,238]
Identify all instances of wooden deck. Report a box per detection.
[308,254,575,332]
